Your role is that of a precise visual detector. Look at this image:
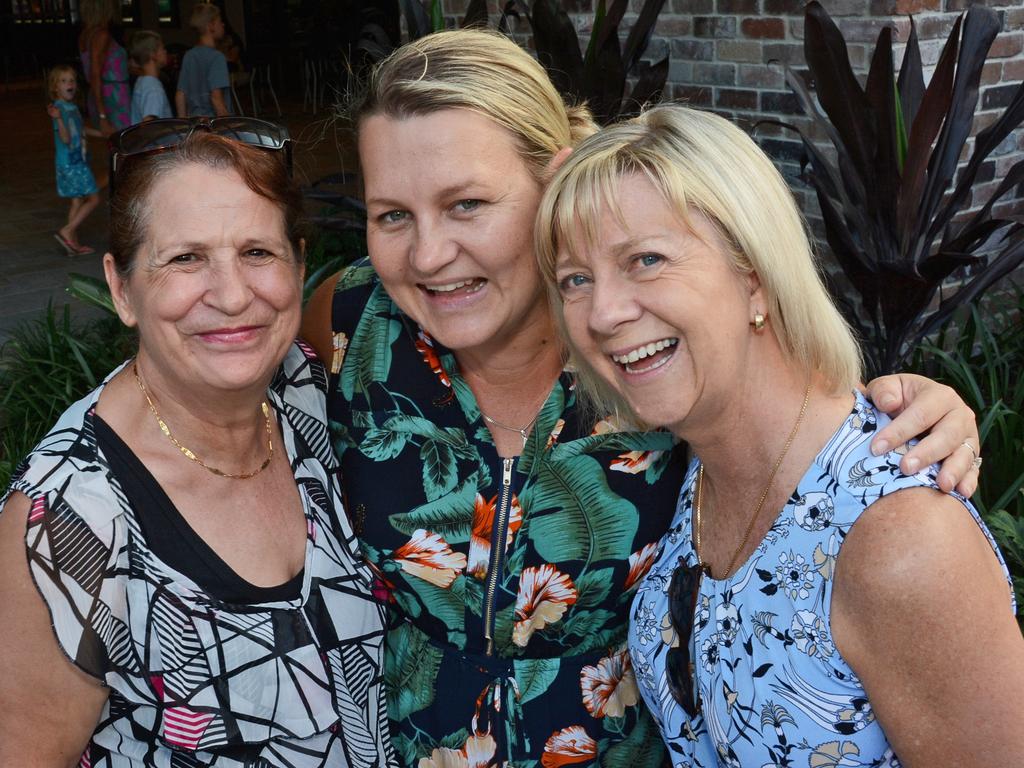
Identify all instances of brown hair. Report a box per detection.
[109,132,304,276]
[352,29,596,186]
[78,0,117,28]
[47,65,77,101]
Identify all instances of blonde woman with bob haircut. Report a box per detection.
[301,30,984,767]
[537,104,1024,767]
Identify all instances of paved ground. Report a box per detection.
[0,81,356,346]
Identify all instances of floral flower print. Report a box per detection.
[813,533,841,581]
[417,731,497,768]
[580,649,640,718]
[790,610,835,660]
[714,601,740,646]
[513,565,578,646]
[591,415,627,435]
[392,529,468,588]
[610,450,662,474]
[545,418,566,449]
[773,551,816,600]
[699,635,720,672]
[694,592,711,633]
[541,726,598,767]
[624,542,659,591]
[793,492,835,531]
[808,740,866,768]
[331,331,349,375]
[415,330,451,388]
[632,602,659,646]
[467,493,523,579]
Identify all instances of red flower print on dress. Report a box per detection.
[609,449,662,474]
[624,542,659,591]
[467,493,523,579]
[331,331,349,375]
[590,415,626,435]
[392,529,468,588]
[415,330,452,388]
[540,726,598,767]
[545,418,566,450]
[416,731,497,768]
[513,564,578,646]
[579,648,640,718]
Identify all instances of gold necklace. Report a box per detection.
[132,362,274,480]
[695,381,812,579]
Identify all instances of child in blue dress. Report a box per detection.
[46,65,101,256]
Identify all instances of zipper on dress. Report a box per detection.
[483,457,515,656]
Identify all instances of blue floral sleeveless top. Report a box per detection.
[628,392,1014,767]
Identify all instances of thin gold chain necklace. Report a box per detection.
[695,381,812,579]
[132,362,274,480]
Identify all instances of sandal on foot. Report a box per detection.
[54,232,76,256]
[71,243,95,256]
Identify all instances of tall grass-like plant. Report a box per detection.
[778,2,1024,377]
[913,287,1024,612]
[0,304,136,489]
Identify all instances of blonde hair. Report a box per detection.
[189,2,221,33]
[535,104,862,420]
[47,65,76,101]
[129,30,163,67]
[353,29,597,184]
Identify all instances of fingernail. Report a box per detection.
[904,457,920,474]
[872,439,889,456]
[878,393,897,409]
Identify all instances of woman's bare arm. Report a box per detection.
[832,487,1024,766]
[0,492,108,765]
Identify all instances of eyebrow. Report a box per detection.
[365,180,484,208]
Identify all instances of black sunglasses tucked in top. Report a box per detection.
[666,559,710,719]
[108,117,292,194]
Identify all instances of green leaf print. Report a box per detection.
[416,575,469,632]
[523,455,639,563]
[644,448,674,484]
[389,472,478,542]
[574,568,615,609]
[359,427,409,461]
[384,621,443,720]
[493,603,517,655]
[421,439,458,501]
[560,608,616,639]
[336,262,377,292]
[340,286,402,400]
[438,728,471,750]
[513,657,560,705]
[600,702,664,768]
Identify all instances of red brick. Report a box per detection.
[763,42,805,65]
[981,61,1003,86]
[694,61,737,85]
[989,32,1024,59]
[716,39,764,63]
[694,16,737,37]
[654,17,692,36]
[915,15,958,41]
[671,39,715,60]
[763,0,802,12]
[1003,58,1024,81]
[716,87,759,109]
[673,84,713,106]
[716,0,758,12]
[737,62,786,88]
[834,18,909,44]
[870,0,940,13]
[671,0,712,11]
[741,16,786,39]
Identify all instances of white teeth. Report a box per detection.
[611,338,677,365]
[427,279,484,293]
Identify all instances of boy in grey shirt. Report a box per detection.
[129,31,173,124]
[175,4,231,117]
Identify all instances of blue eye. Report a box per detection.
[637,253,663,267]
[379,210,407,224]
[455,199,481,212]
[558,273,590,293]
[170,253,197,265]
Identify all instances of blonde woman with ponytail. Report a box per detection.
[301,29,981,767]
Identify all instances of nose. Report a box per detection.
[587,275,642,337]
[204,257,255,315]
[409,218,458,275]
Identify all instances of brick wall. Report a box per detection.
[637,0,1024,236]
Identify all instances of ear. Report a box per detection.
[103,253,138,328]
[746,269,765,320]
[545,146,573,179]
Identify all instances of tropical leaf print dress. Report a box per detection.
[628,392,1015,768]
[327,263,689,767]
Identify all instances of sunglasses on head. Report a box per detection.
[666,558,709,719]
[108,117,293,194]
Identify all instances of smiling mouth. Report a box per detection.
[420,278,487,296]
[610,338,678,374]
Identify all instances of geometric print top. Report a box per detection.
[628,391,1014,768]
[4,343,396,768]
[327,262,689,767]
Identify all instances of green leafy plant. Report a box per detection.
[524,0,669,124]
[913,286,1024,612]
[778,2,1024,376]
[0,304,136,489]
